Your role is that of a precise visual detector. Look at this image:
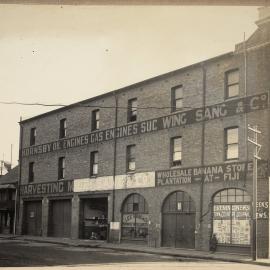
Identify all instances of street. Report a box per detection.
[0,239,269,269]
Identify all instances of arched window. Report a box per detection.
[213,188,251,245]
[121,193,149,240]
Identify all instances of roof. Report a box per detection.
[0,166,19,185]
[20,51,233,124]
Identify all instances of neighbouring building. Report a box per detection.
[0,166,18,234]
[17,7,270,258]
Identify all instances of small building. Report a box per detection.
[0,166,18,234]
[17,8,270,258]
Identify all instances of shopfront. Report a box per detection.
[121,193,149,244]
[212,188,251,254]
[162,190,196,249]
[80,196,108,240]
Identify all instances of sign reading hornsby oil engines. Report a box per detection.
[22,92,268,157]
[20,180,73,196]
[155,161,253,186]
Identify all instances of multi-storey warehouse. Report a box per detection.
[17,7,270,258]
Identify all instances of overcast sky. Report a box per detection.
[0,4,259,170]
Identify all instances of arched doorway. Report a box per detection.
[121,193,149,243]
[212,188,251,253]
[162,190,196,248]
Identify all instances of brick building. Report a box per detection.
[0,166,18,234]
[17,8,270,258]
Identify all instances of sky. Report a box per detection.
[0,4,259,171]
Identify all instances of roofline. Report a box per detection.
[20,51,233,124]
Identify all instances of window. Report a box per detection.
[128,98,137,122]
[28,162,34,183]
[91,109,100,131]
[213,189,251,245]
[225,69,239,98]
[127,145,136,172]
[225,127,239,160]
[172,85,183,111]
[90,151,98,176]
[59,118,67,139]
[121,193,149,240]
[30,128,36,146]
[58,157,65,180]
[171,137,182,166]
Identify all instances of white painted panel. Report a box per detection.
[74,176,113,192]
[74,171,155,192]
[115,172,155,189]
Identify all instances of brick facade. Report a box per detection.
[17,10,270,258]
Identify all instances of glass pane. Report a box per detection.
[220,190,227,197]
[236,189,243,196]
[175,99,183,110]
[173,151,182,161]
[174,87,183,99]
[213,219,231,244]
[129,161,136,171]
[93,152,98,163]
[231,219,250,245]
[227,128,238,144]
[227,70,239,84]
[227,144,239,159]
[93,164,98,175]
[228,84,239,97]
[128,146,136,157]
[174,137,182,150]
[227,189,235,196]
[228,195,236,203]
[96,110,100,120]
[236,195,244,202]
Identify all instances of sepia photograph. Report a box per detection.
[0,1,269,269]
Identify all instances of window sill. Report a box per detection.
[224,159,239,163]
[90,175,98,179]
[224,95,239,101]
[126,171,136,175]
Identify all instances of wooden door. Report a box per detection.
[50,200,71,238]
[24,201,42,236]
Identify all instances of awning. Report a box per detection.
[0,184,16,189]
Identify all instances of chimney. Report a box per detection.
[256,6,270,26]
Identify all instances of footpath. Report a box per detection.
[1,234,270,267]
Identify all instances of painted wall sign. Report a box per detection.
[22,92,268,157]
[20,180,73,196]
[256,201,269,219]
[155,161,253,187]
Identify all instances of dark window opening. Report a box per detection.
[92,110,100,131]
[58,157,65,180]
[128,98,137,122]
[59,118,67,139]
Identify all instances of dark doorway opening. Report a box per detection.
[80,197,108,240]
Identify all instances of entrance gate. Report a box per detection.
[162,191,195,249]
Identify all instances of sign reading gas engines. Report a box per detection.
[22,92,268,157]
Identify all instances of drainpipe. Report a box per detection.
[199,63,206,244]
[14,116,23,235]
[112,92,118,223]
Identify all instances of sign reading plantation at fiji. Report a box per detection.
[22,92,268,157]
[155,161,253,187]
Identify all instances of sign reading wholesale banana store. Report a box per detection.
[20,180,73,196]
[155,161,253,186]
[22,92,268,157]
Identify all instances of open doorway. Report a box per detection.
[80,197,108,240]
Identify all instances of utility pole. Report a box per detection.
[247,124,262,261]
